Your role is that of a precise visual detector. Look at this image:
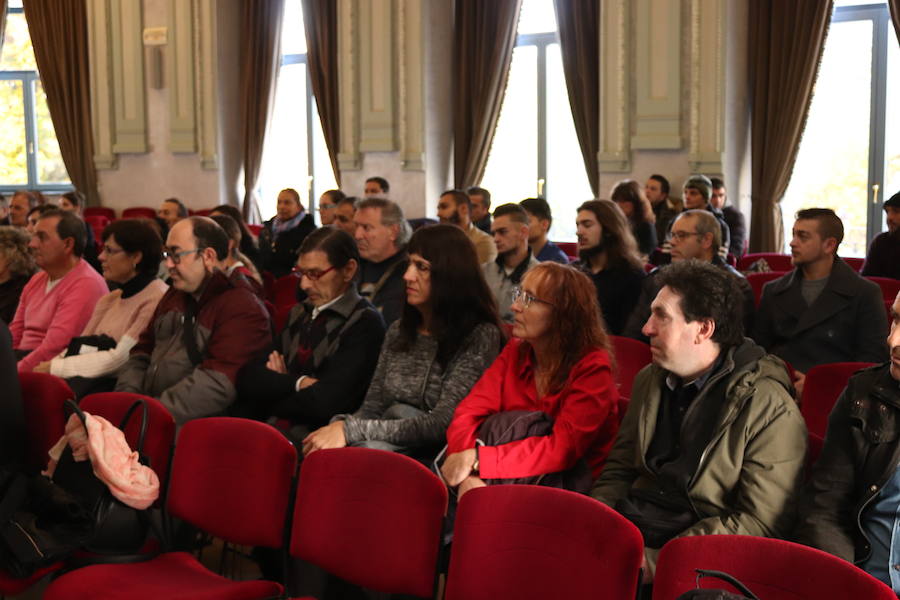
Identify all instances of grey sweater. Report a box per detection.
[338,321,501,447]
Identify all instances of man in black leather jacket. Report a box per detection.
[795,290,900,593]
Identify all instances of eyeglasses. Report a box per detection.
[511,286,554,309]
[292,265,336,281]
[101,245,125,256]
[318,203,336,211]
[162,248,202,264]
[670,231,702,241]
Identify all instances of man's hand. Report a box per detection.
[266,351,287,374]
[441,448,477,487]
[33,361,51,373]
[302,421,347,456]
[458,475,486,499]
[641,551,653,584]
[298,376,318,389]
[792,370,806,400]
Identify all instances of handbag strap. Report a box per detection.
[695,569,760,600]
[65,398,149,455]
[181,296,204,367]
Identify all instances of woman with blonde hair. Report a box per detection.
[0,227,36,323]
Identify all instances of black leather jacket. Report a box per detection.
[795,363,900,564]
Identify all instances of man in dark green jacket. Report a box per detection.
[591,260,806,582]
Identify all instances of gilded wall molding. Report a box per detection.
[631,0,682,149]
[357,0,396,152]
[109,0,147,154]
[87,0,116,169]
[688,0,725,173]
[337,0,360,170]
[196,0,218,169]
[398,0,424,171]
[598,0,631,172]
[166,0,197,152]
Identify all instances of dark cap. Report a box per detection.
[885,190,900,210]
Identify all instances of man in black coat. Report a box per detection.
[258,188,316,278]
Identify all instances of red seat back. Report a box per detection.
[190,208,213,217]
[274,303,294,333]
[18,373,73,474]
[121,207,157,220]
[746,271,785,306]
[737,252,793,272]
[167,418,296,548]
[291,448,447,598]
[800,362,874,438]
[554,241,578,261]
[84,215,111,243]
[445,485,643,600]
[83,207,116,221]
[79,393,176,499]
[653,535,896,599]
[610,335,652,400]
[273,273,300,309]
[866,276,900,304]
[843,256,865,272]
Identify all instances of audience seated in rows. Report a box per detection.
[364,176,389,198]
[710,177,747,259]
[468,186,492,234]
[753,208,888,395]
[302,224,503,461]
[10,209,108,372]
[794,290,900,593]
[354,197,410,326]
[332,195,358,237]
[438,189,497,265]
[156,197,188,235]
[316,189,345,227]
[679,174,731,260]
[573,200,645,336]
[0,194,7,226]
[483,203,539,323]
[611,179,657,259]
[592,260,807,583]
[862,190,900,280]
[622,210,754,342]
[33,219,167,398]
[443,262,620,498]
[236,227,386,440]
[258,188,316,278]
[647,174,681,244]
[0,227,36,324]
[209,214,264,297]
[520,197,568,264]
[58,191,100,270]
[115,217,271,425]
[209,204,261,269]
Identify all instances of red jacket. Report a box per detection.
[446,339,619,479]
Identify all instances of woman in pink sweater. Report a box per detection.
[34,220,167,389]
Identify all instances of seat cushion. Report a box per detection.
[43,552,283,600]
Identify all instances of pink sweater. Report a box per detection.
[49,279,168,379]
[10,259,109,372]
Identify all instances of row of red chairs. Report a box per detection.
[82,207,265,243]
[738,252,867,273]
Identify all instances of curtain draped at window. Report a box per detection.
[452,0,523,190]
[22,0,98,205]
[0,1,8,58]
[890,0,900,46]
[748,0,833,253]
[302,0,341,187]
[239,0,285,225]
[553,0,599,197]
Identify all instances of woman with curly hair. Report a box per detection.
[0,227,37,324]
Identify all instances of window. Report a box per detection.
[480,0,593,242]
[257,0,337,221]
[781,0,899,256]
[0,1,71,193]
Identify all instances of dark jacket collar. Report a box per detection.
[770,256,860,298]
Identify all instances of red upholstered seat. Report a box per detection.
[867,276,900,304]
[653,535,896,599]
[18,372,72,474]
[444,485,644,600]
[247,223,263,236]
[43,418,296,600]
[800,362,875,438]
[84,206,116,221]
[79,392,176,503]
[745,271,785,306]
[273,273,301,309]
[84,214,111,241]
[610,335,651,400]
[555,241,578,261]
[121,207,157,220]
[843,256,865,272]
[737,252,793,272]
[291,448,447,598]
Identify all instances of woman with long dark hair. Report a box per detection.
[302,224,504,459]
[611,179,657,258]
[210,204,261,268]
[442,262,619,496]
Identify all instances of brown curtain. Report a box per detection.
[553,0,599,196]
[0,1,8,57]
[239,0,285,224]
[453,0,522,189]
[302,0,340,187]
[22,1,99,205]
[889,0,900,45]
[748,0,832,253]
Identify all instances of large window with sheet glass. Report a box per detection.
[0,0,70,194]
[781,0,899,256]
[257,0,337,222]
[480,0,593,242]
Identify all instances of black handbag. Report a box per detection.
[676,569,760,600]
[52,399,153,556]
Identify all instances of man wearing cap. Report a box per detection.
[862,191,900,280]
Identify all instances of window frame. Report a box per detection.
[0,5,73,195]
[279,51,319,212]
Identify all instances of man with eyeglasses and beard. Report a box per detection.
[115,217,271,425]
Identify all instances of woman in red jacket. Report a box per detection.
[442,262,620,497]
